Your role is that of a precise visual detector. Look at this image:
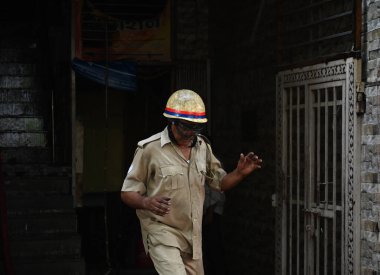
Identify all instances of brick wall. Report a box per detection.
[174,0,209,60]
[362,0,380,273]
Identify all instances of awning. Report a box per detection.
[71,58,137,92]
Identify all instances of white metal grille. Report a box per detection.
[276,58,360,275]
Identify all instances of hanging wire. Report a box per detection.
[103,19,112,275]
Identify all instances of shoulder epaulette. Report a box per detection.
[137,132,161,148]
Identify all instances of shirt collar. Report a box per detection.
[160,126,200,148]
[160,127,172,147]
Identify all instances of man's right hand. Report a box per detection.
[142,196,171,216]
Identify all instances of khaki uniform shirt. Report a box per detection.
[121,127,226,259]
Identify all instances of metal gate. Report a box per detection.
[275,58,361,275]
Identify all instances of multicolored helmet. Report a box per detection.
[163,89,207,123]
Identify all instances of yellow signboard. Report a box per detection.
[75,0,171,62]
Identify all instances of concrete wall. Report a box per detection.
[174,0,380,274]
[361,0,380,273]
[174,0,277,274]
[209,1,277,274]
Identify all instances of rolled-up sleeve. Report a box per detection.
[121,148,147,194]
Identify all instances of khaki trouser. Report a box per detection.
[148,237,204,275]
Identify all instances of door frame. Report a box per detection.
[275,58,362,275]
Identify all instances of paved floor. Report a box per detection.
[86,267,158,275]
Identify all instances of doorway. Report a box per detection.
[75,67,170,273]
[275,58,361,275]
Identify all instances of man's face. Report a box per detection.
[175,120,204,140]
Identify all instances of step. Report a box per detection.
[0,2,40,22]
[1,147,52,164]
[115,269,158,275]
[2,147,67,165]
[0,63,37,76]
[0,117,44,131]
[12,259,86,275]
[0,131,47,147]
[86,267,158,275]
[2,164,71,177]
[5,176,71,195]
[0,103,44,116]
[0,48,39,63]
[10,234,82,260]
[0,37,37,49]
[0,89,44,103]
[0,75,40,89]
[7,212,77,238]
[0,22,37,36]
[7,207,75,217]
[6,194,74,212]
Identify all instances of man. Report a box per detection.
[121,89,262,275]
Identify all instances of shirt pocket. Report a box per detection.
[195,160,207,186]
[160,166,185,190]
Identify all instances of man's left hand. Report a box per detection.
[236,152,262,177]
